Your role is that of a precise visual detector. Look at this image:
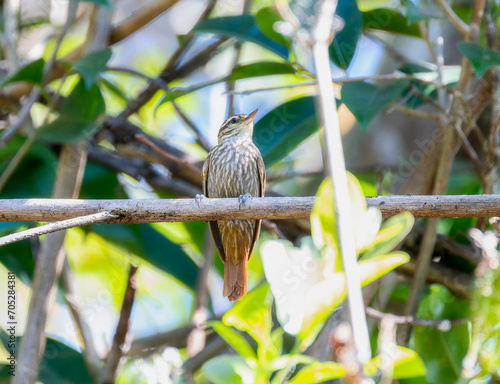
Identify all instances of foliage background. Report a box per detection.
[0,0,499,383]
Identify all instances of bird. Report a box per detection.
[201,109,265,301]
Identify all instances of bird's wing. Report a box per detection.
[202,153,226,262]
[248,151,266,258]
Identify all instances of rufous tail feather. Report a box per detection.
[223,259,247,301]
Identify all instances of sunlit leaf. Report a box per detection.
[156,62,295,110]
[358,252,410,285]
[209,321,257,362]
[223,283,273,346]
[329,0,363,69]
[361,211,414,259]
[310,178,338,264]
[202,355,255,384]
[270,354,318,371]
[341,80,408,130]
[1,59,44,87]
[89,223,199,289]
[365,346,427,378]
[254,97,321,166]
[71,48,112,88]
[363,9,421,37]
[457,41,500,79]
[288,362,346,384]
[255,7,291,48]
[37,79,105,143]
[229,62,296,82]
[192,15,289,58]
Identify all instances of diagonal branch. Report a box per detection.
[100,264,139,384]
[0,211,117,247]
[435,0,470,37]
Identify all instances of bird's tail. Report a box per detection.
[223,259,247,301]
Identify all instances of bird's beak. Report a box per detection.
[244,109,258,124]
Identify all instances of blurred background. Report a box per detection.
[0,0,498,383]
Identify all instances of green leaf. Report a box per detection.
[69,0,111,8]
[223,283,273,346]
[363,9,421,37]
[80,160,125,199]
[37,79,105,143]
[398,63,460,108]
[288,362,346,384]
[361,211,414,259]
[89,223,199,289]
[365,346,427,379]
[401,0,441,24]
[1,59,44,87]
[0,136,57,198]
[209,321,257,362]
[413,285,470,384]
[253,97,321,166]
[255,7,291,48]
[156,62,295,110]
[192,15,289,58]
[329,0,363,69]
[457,41,500,79]
[358,252,410,286]
[71,48,112,88]
[0,334,92,383]
[310,178,338,260]
[202,355,255,384]
[229,62,296,82]
[341,80,408,130]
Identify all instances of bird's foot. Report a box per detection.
[195,194,206,208]
[238,192,252,210]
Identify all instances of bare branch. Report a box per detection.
[0,211,117,247]
[109,0,181,44]
[366,307,468,328]
[436,0,471,37]
[100,264,139,384]
[2,194,500,226]
[13,142,87,384]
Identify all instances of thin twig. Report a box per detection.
[135,133,202,176]
[62,258,102,382]
[109,0,182,44]
[394,105,441,120]
[0,211,116,247]
[100,264,139,384]
[172,102,212,152]
[436,0,470,37]
[186,234,214,357]
[366,307,468,328]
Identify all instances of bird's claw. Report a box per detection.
[195,194,205,208]
[238,192,252,210]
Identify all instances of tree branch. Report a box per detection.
[1,195,500,226]
[100,264,138,384]
[436,0,471,37]
[365,307,468,328]
[0,211,117,247]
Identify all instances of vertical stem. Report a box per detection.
[312,0,371,364]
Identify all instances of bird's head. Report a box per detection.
[217,109,258,143]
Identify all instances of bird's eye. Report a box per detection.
[230,117,237,124]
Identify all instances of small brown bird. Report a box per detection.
[201,109,265,301]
